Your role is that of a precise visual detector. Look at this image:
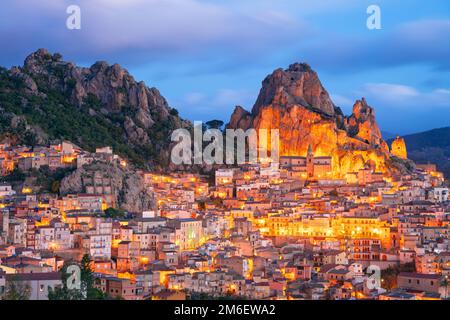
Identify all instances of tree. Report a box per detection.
[328,189,338,197]
[48,255,108,300]
[51,180,61,194]
[47,262,85,300]
[197,200,206,211]
[3,277,31,300]
[104,207,126,219]
[205,120,224,131]
[1,168,25,183]
[380,263,416,290]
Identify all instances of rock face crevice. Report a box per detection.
[228,63,407,176]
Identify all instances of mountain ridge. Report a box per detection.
[0,49,190,169]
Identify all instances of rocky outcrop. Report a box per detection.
[347,99,383,147]
[124,116,150,146]
[228,63,405,177]
[390,136,408,159]
[228,106,253,131]
[1,48,190,169]
[21,49,177,127]
[60,162,155,213]
[251,63,336,117]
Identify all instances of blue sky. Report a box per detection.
[1,0,450,134]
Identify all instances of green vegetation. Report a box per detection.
[2,276,31,300]
[0,168,26,183]
[0,66,183,169]
[205,119,224,130]
[380,262,416,290]
[32,166,74,194]
[104,207,126,219]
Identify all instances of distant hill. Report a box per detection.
[388,127,450,178]
[381,130,399,140]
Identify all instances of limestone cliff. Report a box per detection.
[390,136,408,159]
[228,63,406,177]
[60,162,155,213]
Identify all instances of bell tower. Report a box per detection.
[306,144,314,178]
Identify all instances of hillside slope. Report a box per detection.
[0,49,190,169]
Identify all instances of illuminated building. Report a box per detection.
[280,145,332,180]
[215,168,235,186]
[168,218,203,251]
[0,184,15,197]
[262,216,391,250]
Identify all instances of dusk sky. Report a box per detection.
[1,0,450,135]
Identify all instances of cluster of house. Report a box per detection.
[0,141,126,175]
[0,144,449,300]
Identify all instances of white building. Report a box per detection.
[0,184,15,197]
[4,272,62,300]
[430,187,449,203]
[84,234,112,260]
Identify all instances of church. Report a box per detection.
[280,145,333,180]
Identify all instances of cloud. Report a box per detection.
[184,92,207,106]
[298,19,450,73]
[177,88,255,120]
[0,0,307,67]
[213,89,255,108]
[361,83,419,103]
[332,82,450,134]
[358,83,450,109]
[330,94,354,109]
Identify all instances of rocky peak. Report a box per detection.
[351,98,373,119]
[251,62,336,117]
[228,106,253,131]
[287,62,313,73]
[23,48,61,75]
[19,49,172,120]
[346,98,383,147]
[226,62,402,177]
[391,136,408,159]
[24,48,51,64]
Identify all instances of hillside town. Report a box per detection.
[0,140,449,300]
